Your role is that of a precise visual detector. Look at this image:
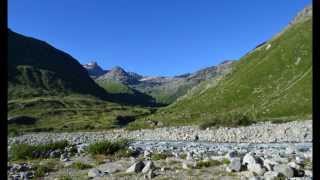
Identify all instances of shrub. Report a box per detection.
[87,139,131,156]
[151,152,171,160]
[221,158,231,164]
[195,160,222,169]
[34,165,50,177]
[58,175,73,180]
[10,140,69,160]
[71,162,93,170]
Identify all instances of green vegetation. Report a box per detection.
[151,152,171,160]
[71,162,93,170]
[8,96,152,132]
[143,16,312,126]
[8,30,109,101]
[96,79,159,107]
[58,175,73,180]
[221,158,231,165]
[10,140,69,160]
[86,139,131,156]
[194,160,223,169]
[199,112,255,129]
[34,165,51,177]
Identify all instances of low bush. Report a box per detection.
[10,140,69,160]
[86,139,131,156]
[195,160,222,169]
[199,112,255,129]
[151,152,171,160]
[34,165,50,177]
[71,162,93,170]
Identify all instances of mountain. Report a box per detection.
[97,66,141,85]
[83,61,107,78]
[8,29,109,100]
[8,29,151,133]
[92,61,234,105]
[139,6,312,126]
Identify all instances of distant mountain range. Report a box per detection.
[8,5,312,132]
[83,60,234,104]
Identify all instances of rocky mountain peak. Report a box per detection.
[290,5,312,25]
[83,61,106,78]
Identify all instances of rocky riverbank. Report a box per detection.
[7,120,313,180]
[8,120,312,146]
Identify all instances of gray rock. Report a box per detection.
[144,150,152,158]
[295,156,305,165]
[142,161,154,174]
[88,168,103,178]
[225,150,238,160]
[147,169,155,179]
[264,171,281,180]
[288,161,301,170]
[227,158,241,172]
[186,152,193,161]
[247,163,266,176]
[263,159,278,171]
[273,164,294,178]
[242,152,257,166]
[304,170,312,177]
[98,162,123,174]
[126,161,145,173]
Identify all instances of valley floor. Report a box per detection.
[8,120,312,180]
[9,120,312,145]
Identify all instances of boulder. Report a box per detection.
[242,152,257,166]
[263,159,278,171]
[88,168,103,178]
[126,161,145,173]
[247,163,266,176]
[273,164,294,178]
[186,152,193,161]
[263,171,281,180]
[144,150,152,158]
[295,156,305,165]
[225,150,238,160]
[142,161,154,174]
[227,158,241,172]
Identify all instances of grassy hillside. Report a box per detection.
[8,30,152,134]
[8,96,152,134]
[8,29,109,100]
[96,79,159,107]
[133,16,312,127]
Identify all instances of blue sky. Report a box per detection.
[9,0,311,76]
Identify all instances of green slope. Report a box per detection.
[96,79,159,107]
[138,14,312,127]
[8,29,109,100]
[8,30,152,133]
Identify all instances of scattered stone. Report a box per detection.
[295,156,305,165]
[247,163,266,176]
[147,169,155,179]
[126,161,145,173]
[88,168,103,178]
[227,158,241,172]
[273,164,294,178]
[225,150,238,160]
[142,161,154,174]
[264,171,281,180]
[186,152,193,161]
[144,150,152,158]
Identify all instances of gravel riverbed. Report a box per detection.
[8,120,312,146]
